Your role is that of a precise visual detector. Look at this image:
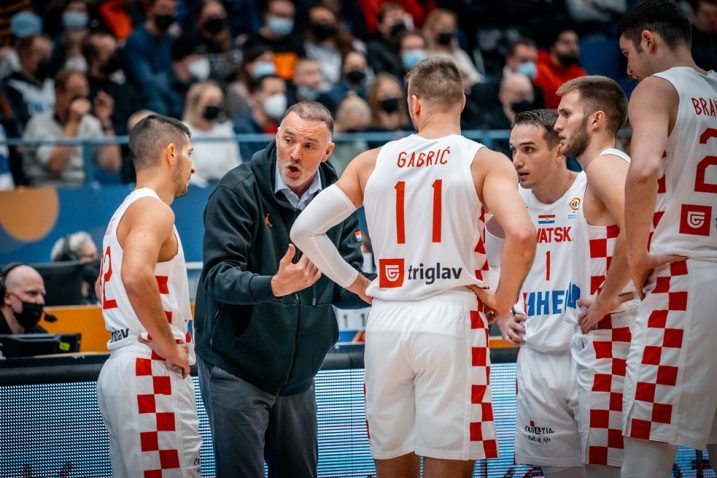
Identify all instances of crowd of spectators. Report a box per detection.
[0,0,714,189]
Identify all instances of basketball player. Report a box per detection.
[291,57,536,477]
[617,1,717,476]
[96,115,201,477]
[489,109,588,478]
[554,75,636,477]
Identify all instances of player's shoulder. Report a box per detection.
[631,74,679,103]
[473,145,512,170]
[125,196,174,227]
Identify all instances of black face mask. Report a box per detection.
[35,60,51,82]
[202,105,222,121]
[14,299,44,330]
[437,31,454,46]
[311,21,336,40]
[100,53,123,76]
[345,69,366,84]
[556,52,580,67]
[511,100,534,114]
[380,97,400,114]
[154,13,175,33]
[389,22,407,39]
[203,17,226,35]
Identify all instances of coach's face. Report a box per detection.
[510,123,563,190]
[276,112,334,196]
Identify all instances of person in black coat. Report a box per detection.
[195,101,368,478]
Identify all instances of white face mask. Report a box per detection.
[187,57,211,81]
[263,93,287,120]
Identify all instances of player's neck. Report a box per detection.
[576,134,616,170]
[415,113,461,139]
[653,49,703,75]
[135,175,175,206]
[533,169,577,204]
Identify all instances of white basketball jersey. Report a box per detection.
[650,67,717,261]
[364,134,489,301]
[518,172,586,352]
[572,149,636,324]
[100,188,194,361]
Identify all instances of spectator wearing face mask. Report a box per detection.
[366,2,409,80]
[464,73,534,155]
[465,38,545,131]
[0,263,47,335]
[177,0,242,86]
[2,34,54,130]
[83,31,142,137]
[366,73,409,148]
[304,3,366,91]
[226,45,275,119]
[0,10,43,81]
[50,231,99,304]
[534,28,586,109]
[234,73,287,161]
[50,0,91,74]
[326,50,371,108]
[241,0,304,81]
[423,8,483,86]
[397,30,427,74]
[122,0,179,116]
[22,69,121,185]
[183,81,241,187]
[289,57,336,112]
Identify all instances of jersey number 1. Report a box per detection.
[395,179,442,244]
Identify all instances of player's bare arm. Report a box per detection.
[578,154,634,332]
[118,197,190,377]
[625,77,685,297]
[291,149,380,303]
[472,148,536,316]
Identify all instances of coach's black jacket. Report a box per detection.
[194,142,365,395]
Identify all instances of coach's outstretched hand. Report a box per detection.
[271,244,322,297]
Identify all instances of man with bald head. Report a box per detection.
[0,264,47,334]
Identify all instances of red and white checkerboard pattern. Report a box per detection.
[588,224,620,300]
[126,275,191,477]
[469,308,498,459]
[474,207,490,285]
[582,326,632,466]
[648,174,667,251]
[468,207,498,458]
[625,260,688,443]
[134,355,184,478]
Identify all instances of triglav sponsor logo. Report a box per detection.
[379,259,463,288]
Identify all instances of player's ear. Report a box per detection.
[165,143,177,166]
[641,29,655,52]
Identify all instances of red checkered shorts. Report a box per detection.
[623,259,717,450]
[97,342,201,478]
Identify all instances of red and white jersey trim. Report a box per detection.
[100,188,194,362]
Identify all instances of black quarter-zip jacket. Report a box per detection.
[194,142,365,395]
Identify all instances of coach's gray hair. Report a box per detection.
[281,101,334,137]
